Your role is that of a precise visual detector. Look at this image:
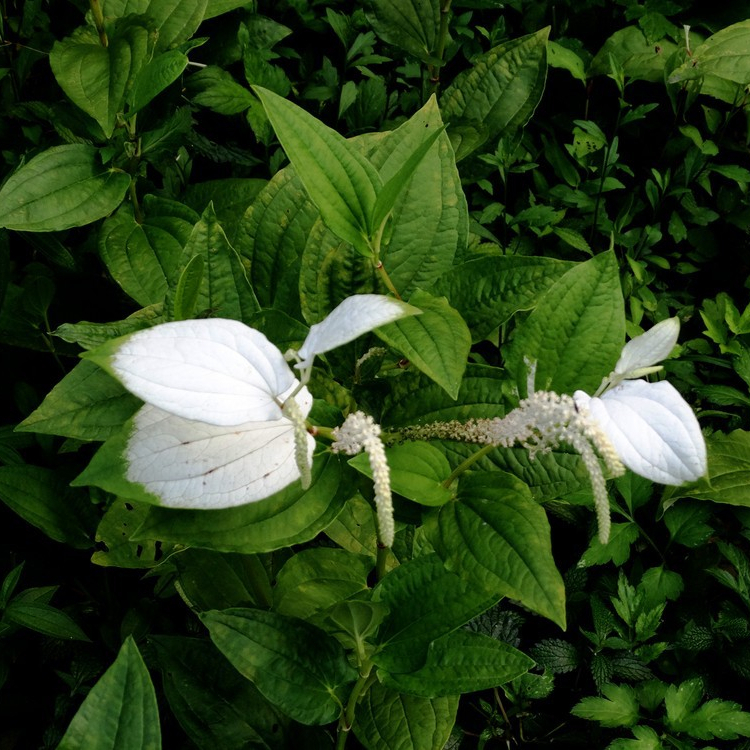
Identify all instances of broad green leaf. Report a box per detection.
[273,548,372,620]
[127,49,188,114]
[173,550,271,611]
[663,502,713,548]
[589,26,678,83]
[189,66,257,114]
[132,453,350,553]
[152,636,289,750]
[165,203,260,321]
[375,290,471,399]
[380,629,533,697]
[4,601,90,641]
[669,20,750,86]
[201,608,357,725]
[16,360,140,441]
[372,553,499,673]
[58,637,161,750]
[99,197,198,307]
[675,430,750,507]
[427,472,566,628]
[366,0,440,64]
[171,254,204,321]
[571,683,640,728]
[431,255,576,342]
[350,442,453,507]
[0,145,130,231]
[548,40,587,82]
[91,500,178,569]
[235,167,318,310]
[50,21,151,137]
[579,522,640,567]
[441,28,549,161]
[506,250,625,396]
[354,681,458,750]
[253,86,382,255]
[0,465,96,548]
[54,305,164,350]
[373,97,468,297]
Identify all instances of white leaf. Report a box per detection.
[125,389,315,509]
[295,294,420,369]
[106,319,296,426]
[614,317,680,376]
[575,380,707,484]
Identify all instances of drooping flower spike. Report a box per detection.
[86,295,419,511]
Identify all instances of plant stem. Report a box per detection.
[375,260,402,300]
[375,542,389,581]
[427,0,452,98]
[442,443,494,488]
[89,0,108,46]
[129,179,143,223]
[336,666,377,749]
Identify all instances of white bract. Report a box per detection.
[90,295,417,510]
[573,318,707,485]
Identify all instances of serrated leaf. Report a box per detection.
[427,472,566,628]
[380,629,533,698]
[530,639,580,673]
[0,145,130,231]
[441,28,549,161]
[366,0,440,63]
[579,522,640,566]
[201,608,357,725]
[127,49,188,114]
[254,86,381,255]
[571,683,640,728]
[354,680,458,750]
[16,359,140,441]
[58,637,161,750]
[507,250,625,396]
[376,290,470,398]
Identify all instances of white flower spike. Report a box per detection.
[574,318,707,485]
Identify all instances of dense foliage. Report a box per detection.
[2,0,750,748]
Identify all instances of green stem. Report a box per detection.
[375,261,402,300]
[129,179,143,223]
[89,0,108,46]
[442,443,494,488]
[426,0,452,98]
[375,543,389,581]
[336,666,377,749]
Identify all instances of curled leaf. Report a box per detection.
[614,317,679,376]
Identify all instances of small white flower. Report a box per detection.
[574,318,707,485]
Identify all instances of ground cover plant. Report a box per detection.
[1,0,750,748]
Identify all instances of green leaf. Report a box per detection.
[99,198,198,307]
[189,66,256,114]
[152,636,289,750]
[675,430,750,507]
[373,97,468,297]
[366,0,440,64]
[607,725,665,750]
[201,608,357,725]
[669,20,750,86]
[380,629,533,698]
[127,49,188,114]
[4,601,90,641]
[372,553,499,673]
[171,254,204,321]
[548,40,587,82]
[431,255,575,342]
[253,86,382,255]
[0,465,96,548]
[0,145,130,231]
[165,203,259,321]
[427,472,566,629]
[235,167,318,310]
[55,305,164,350]
[505,250,625,396]
[664,502,713,548]
[58,637,161,750]
[579,522,640,566]
[589,26,677,83]
[354,680,457,750]
[91,500,176,569]
[273,548,372,620]
[375,290,471,399]
[571,683,640,728]
[350,442,453,507]
[131,453,351,553]
[50,21,151,137]
[16,360,140,441]
[441,28,549,161]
